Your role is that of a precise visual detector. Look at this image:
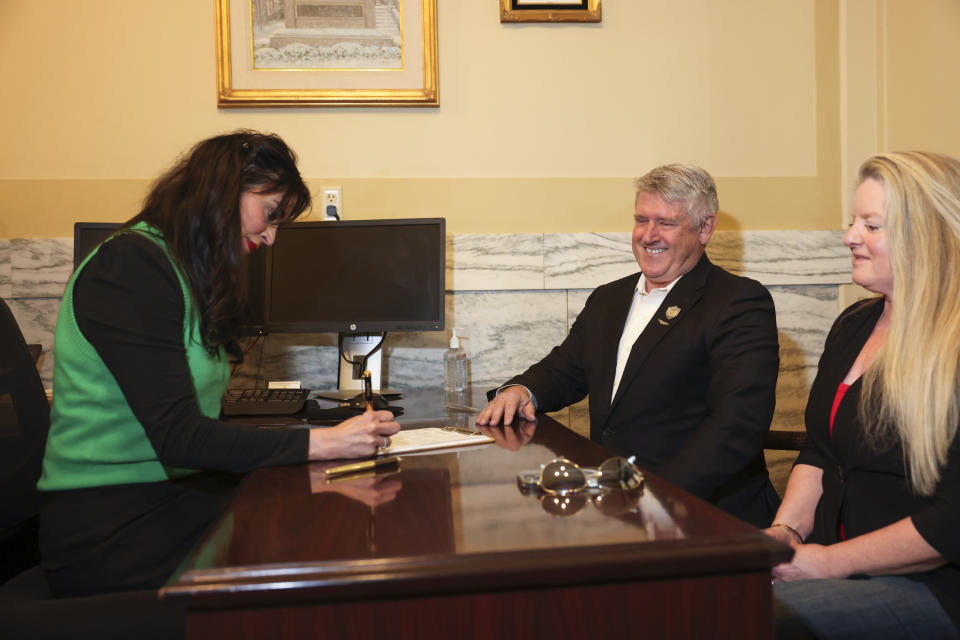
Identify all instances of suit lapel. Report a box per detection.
[593,274,642,418]
[607,254,712,415]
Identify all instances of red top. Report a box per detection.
[830,382,851,540]
[830,383,850,439]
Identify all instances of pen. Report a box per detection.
[363,370,374,412]
[325,455,401,479]
[445,403,479,413]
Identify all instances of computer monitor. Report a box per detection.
[264,218,445,334]
[263,218,446,393]
[73,222,121,268]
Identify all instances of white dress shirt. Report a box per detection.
[610,274,682,401]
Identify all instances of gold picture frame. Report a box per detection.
[500,0,601,23]
[216,0,439,107]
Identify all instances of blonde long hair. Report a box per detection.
[859,151,960,495]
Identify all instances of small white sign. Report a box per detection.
[268,380,302,389]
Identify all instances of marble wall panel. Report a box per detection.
[0,240,11,299]
[542,230,850,291]
[2,230,849,297]
[441,289,567,389]
[768,284,838,430]
[230,333,338,390]
[381,289,567,390]
[707,230,850,285]
[447,234,543,291]
[379,337,444,391]
[11,238,73,298]
[543,233,636,290]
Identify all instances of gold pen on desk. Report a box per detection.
[325,455,401,479]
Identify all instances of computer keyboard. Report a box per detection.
[221,388,310,416]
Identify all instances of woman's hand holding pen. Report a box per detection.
[307,410,400,460]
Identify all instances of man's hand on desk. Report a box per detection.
[307,409,401,460]
[475,386,536,426]
[477,421,536,452]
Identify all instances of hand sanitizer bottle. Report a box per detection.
[443,328,468,393]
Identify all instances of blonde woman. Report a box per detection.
[767,152,960,638]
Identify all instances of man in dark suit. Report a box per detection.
[476,164,780,527]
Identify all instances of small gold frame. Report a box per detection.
[500,0,601,23]
[216,0,439,108]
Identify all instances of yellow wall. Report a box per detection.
[884,0,960,154]
[2,1,957,238]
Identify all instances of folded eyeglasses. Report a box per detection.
[517,456,644,495]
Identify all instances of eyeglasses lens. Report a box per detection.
[597,457,644,490]
[592,489,642,516]
[539,458,587,495]
[539,493,588,516]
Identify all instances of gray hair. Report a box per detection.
[633,164,719,228]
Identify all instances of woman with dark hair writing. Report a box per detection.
[38,130,400,597]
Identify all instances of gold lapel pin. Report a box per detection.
[665,306,681,319]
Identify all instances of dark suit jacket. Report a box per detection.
[505,253,780,527]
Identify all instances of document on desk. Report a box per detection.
[378,427,493,456]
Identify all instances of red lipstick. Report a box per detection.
[246,239,258,253]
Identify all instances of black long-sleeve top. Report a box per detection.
[71,233,308,471]
[797,298,960,628]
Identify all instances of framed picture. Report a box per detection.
[216,0,439,107]
[499,0,601,23]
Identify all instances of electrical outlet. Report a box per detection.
[322,187,342,220]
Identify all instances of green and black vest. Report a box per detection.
[38,222,229,491]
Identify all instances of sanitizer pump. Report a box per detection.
[443,328,468,393]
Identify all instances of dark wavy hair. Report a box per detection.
[125,130,311,361]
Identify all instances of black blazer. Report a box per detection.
[507,254,780,526]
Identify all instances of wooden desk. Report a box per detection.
[161,408,791,639]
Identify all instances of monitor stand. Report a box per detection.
[315,334,402,402]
